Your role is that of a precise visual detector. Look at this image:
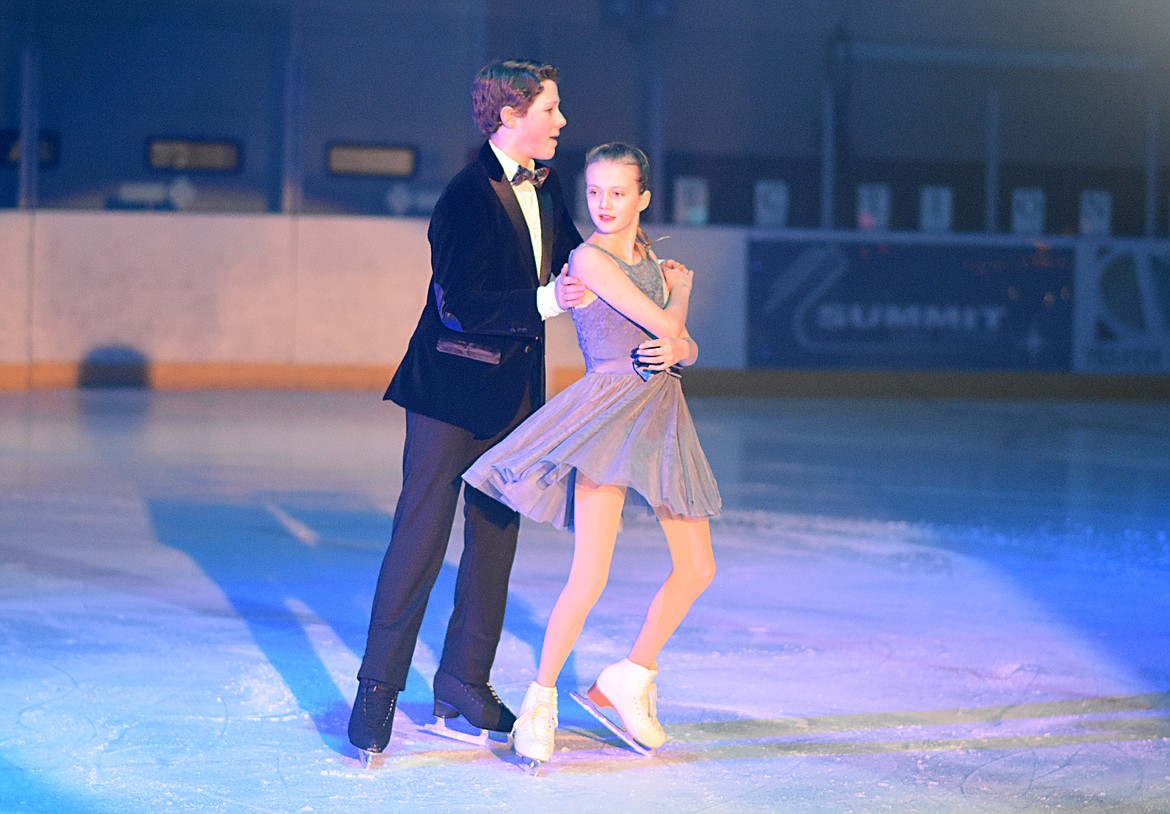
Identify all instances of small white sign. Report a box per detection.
[168,176,197,210]
[1079,190,1112,236]
[385,181,412,215]
[117,182,169,206]
[919,185,953,233]
[673,176,709,226]
[754,180,789,228]
[856,183,890,231]
[1011,188,1045,235]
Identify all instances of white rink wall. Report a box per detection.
[0,212,748,391]
[5,211,1168,395]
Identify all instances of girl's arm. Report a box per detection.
[635,254,698,369]
[570,245,691,339]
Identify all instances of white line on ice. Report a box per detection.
[265,502,322,546]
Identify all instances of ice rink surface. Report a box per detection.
[1,389,1167,813]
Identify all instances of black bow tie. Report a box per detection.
[511,165,549,189]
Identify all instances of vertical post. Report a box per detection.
[633,26,667,224]
[616,4,674,223]
[281,2,304,214]
[820,82,835,229]
[18,45,40,210]
[646,40,666,224]
[1144,94,1158,237]
[984,89,1000,233]
[465,0,488,149]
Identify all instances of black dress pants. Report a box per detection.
[357,406,525,690]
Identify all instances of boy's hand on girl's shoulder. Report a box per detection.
[555,268,596,309]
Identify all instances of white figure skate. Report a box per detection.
[512,682,558,774]
[570,658,664,755]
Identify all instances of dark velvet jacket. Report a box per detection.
[385,142,583,437]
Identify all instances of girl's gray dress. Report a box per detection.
[463,242,721,531]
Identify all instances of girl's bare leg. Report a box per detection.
[534,478,626,687]
[627,515,715,669]
[578,515,713,751]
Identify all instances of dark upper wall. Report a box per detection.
[2,0,1169,226]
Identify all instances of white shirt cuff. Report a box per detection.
[536,280,565,320]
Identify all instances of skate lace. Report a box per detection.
[460,678,503,706]
[480,683,503,705]
[532,700,558,734]
[635,677,658,728]
[363,680,397,727]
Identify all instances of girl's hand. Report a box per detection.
[660,259,693,294]
[635,337,692,370]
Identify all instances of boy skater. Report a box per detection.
[348,59,584,760]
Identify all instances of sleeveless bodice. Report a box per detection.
[570,242,665,375]
[464,239,721,530]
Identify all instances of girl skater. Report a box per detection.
[463,142,720,768]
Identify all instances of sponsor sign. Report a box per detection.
[1074,242,1170,373]
[749,239,1075,371]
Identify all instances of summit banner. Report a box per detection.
[748,238,1075,371]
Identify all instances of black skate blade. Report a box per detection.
[355,747,386,770]
[568,690,656,756]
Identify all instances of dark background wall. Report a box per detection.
[2,0,1169,232]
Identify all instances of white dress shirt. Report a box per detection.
[488,141,563,319]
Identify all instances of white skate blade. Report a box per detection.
[517,755,544,776]
[421,716,511,747]
[568,691,656,756]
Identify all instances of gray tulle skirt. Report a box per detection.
[463,370,721,531]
